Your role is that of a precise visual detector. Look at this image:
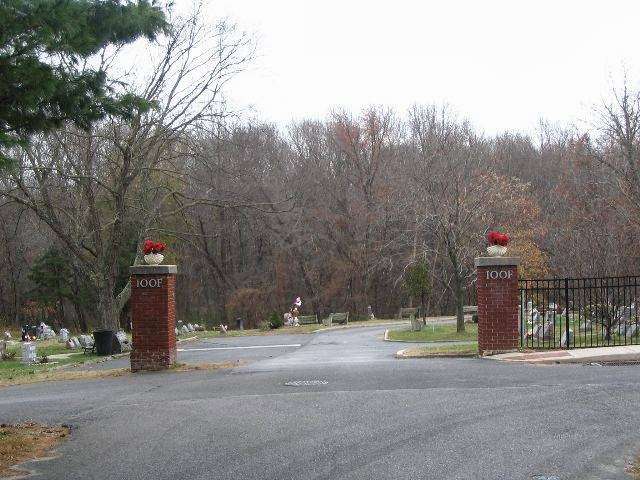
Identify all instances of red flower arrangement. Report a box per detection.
[487,231,510,247]
[143,240,166,255]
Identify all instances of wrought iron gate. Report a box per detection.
[519,276,640,349]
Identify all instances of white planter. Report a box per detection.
[144,253,164,265]
[486,245,508,257]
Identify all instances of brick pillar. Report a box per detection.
[130,265,177,372]
[475,257,520,356]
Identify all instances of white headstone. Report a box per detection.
[625,323,639,338]
[58,328,69,343]
[530,323,543,339]
[560,329,574,347]
[22,342,37,364]
[541,320,555,340]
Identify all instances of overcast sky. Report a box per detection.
[201,0,639,134]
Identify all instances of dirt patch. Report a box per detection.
[1,361,241,387]
[169,361,243,372]
[0,368,129,388]
[0,423,70,478]
[628,454,640,479]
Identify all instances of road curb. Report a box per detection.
[384,336,475,344]
[177,335,198,344]
[313,321,409,334]
[395,348,477,359]
[485,353,640,365]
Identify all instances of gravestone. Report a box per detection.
[529,323,543,339]
[541,320,555,341]
[367,305,375,320]
[115,331,132,352]
[22,342,37,364]
[58,328,69,343]
[78,335,94,352]
[39,324,56,340]
[531,310,540,324]
[560,329,574,348]
[624,323,639,338]
[578,316,593,332]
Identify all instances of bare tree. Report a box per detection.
[1,9,253,330]
[407,105,536,331]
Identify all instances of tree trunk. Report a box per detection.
[73,301,88,333]
[95,283,119,331]
[454,274,465,333]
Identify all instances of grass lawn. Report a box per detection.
[388,323,477,342]
[1,318,407,384]
[191,323,322,339]
[401,342,478,357]
[189,318,406,339]
[1,339,101,384]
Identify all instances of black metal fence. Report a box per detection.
[519,276,640,349]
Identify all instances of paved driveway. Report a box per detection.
[2,325,640,479]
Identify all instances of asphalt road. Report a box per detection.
[2,325,640,480]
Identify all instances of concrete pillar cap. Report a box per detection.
[474,257,520,267]
[130,265,177,274]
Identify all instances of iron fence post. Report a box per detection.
[564,278,570,348]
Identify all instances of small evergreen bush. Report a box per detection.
[268,312,283,329]
[258,321,271,331]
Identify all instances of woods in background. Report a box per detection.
[2,5,640,332]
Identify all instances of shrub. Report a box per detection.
[258,320,271,331]
[269,312,283,329]
[226,288,269,330]
[1,350,17,361]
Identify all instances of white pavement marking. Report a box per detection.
[178,344,302,352]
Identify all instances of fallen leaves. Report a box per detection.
[0,422,70,478]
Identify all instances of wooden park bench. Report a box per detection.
[297,314,318,325]
[322,312,349,327]
[463,305,478,323]
[397,307,418,319]
[398,307,422,331]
